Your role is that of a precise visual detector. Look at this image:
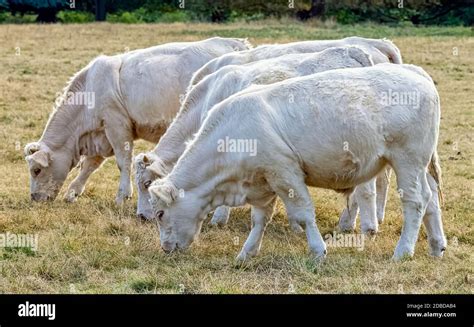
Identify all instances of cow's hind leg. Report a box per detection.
[236,197,276,262]
[210,206,231,226]
[392,165,432,261]
[423,172,447,257]
[64,156,105,202]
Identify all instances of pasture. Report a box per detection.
[0,22,472,293]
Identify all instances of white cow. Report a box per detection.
[189,36,402,230]
[189,36,402,86]
[24,37,252,204]
[149,64,446,262]
[135,46,375,221]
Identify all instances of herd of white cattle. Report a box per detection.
[24,36,447,262]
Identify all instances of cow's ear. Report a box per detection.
[27,150,50,168]
[24,142,41,156]
[142,154,150,165]
[135,153,152,169]
[149,179,177,206]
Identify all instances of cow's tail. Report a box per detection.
[428,149,443,206]
[377,38,403,64]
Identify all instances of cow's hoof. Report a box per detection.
[235,252,247,263]
[235,251,251,264]
[210,213,229,227]
[377,210,386,225]
[338,208,357,232]
[309,248,327,263]
[115,195,132,205]
[290,222,304,234]
[362,227,378,236]
[235,247,260,264]
[338,219,356,233]
[338,225,355,233]
[428,238,447,258]
[392,246,414,261]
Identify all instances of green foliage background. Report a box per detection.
[0,0,472,25]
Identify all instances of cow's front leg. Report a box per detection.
[114,143,134,205]
[105,125,134,205]
[65,156,105,202]
[376,167,392,224]
[236,198,276,263]
[210,206,231,226]
[355,179,378,234]
[267,169,327,260]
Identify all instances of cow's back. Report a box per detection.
[232,65,438,189]
[117,40,245,142]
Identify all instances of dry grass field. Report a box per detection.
[0,22,473,294]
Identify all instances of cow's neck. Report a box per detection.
[40,102,91,168]
[171,151,249,210]
[168,105,256,207]
[155,97,203,167]
[39,66,92,168]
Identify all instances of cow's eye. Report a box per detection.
[144,180,152,189]
[33,168,41,176]
[157,210,164,221]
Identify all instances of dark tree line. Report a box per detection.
[1,0,472,25]
[0,0,106,22]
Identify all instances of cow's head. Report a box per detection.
[148,178,207,253]
[134,153,169,221]
[25,142,71,201]
[230,37,253,52]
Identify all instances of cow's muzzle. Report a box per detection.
[161,241,178,254]
[31,193,52,202]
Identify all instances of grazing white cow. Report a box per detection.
[189,36,402,86]
[24,37,252,204]
[149,64,446,262]
[189,36,402,230]
[135,46,375,221]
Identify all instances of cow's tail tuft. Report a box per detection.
[428,149,443,206]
